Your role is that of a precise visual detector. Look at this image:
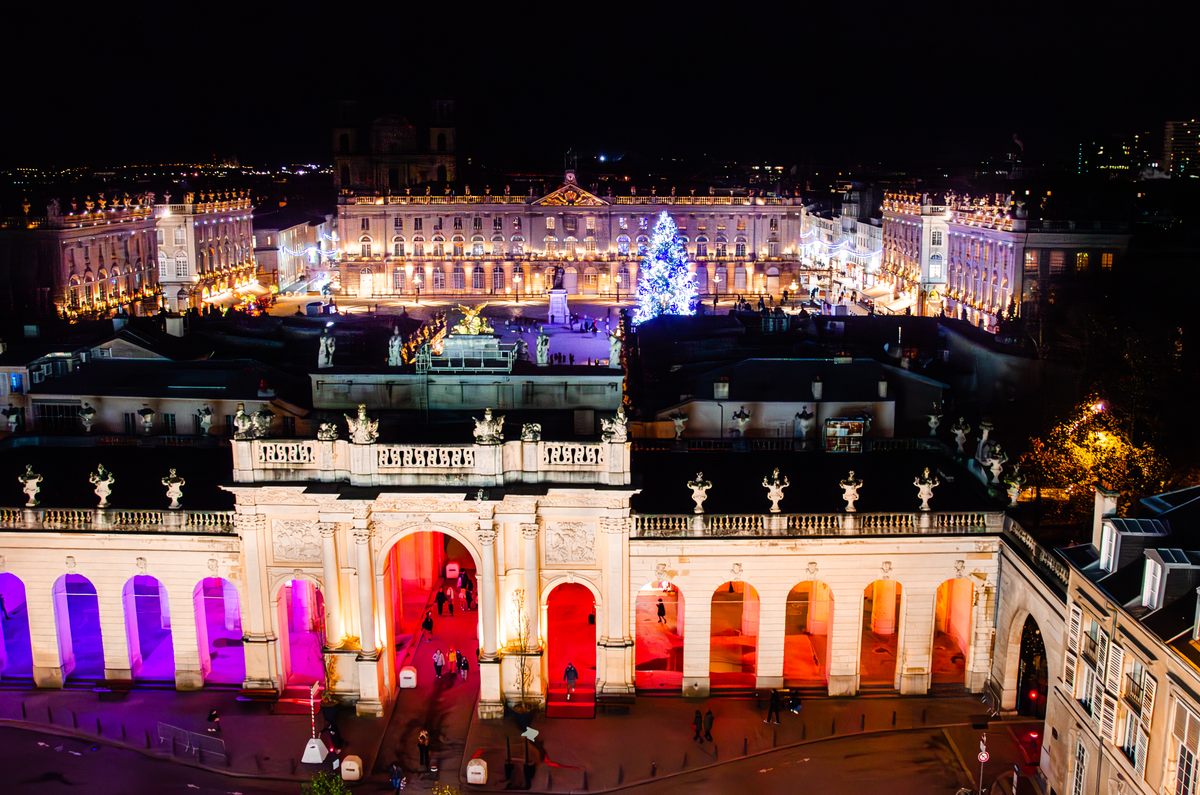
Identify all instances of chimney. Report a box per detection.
[1092,484,1120,548]
[165,316,185,338]
[811,377,823,401]
[877,378,888,398]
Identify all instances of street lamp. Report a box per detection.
[413,274,423,304]
[514,272,522,303]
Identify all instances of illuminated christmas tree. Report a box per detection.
[632,211,697,325]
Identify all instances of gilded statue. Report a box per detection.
[451,303,494,336]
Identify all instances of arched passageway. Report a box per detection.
[123,575,174,682]
[784,581,832,688]
[546,582,596,717]
[277,579,325,691]
[860,579,902,688]
[53,574,104,682]
[932,578,973,687]
[193,578,245,685]
[0,573,33,679]
[1016,615,1048,719]
[635,580,683,691]
[710,581,758,690]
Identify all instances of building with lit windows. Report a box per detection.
[253,209,333,292]
[154,191,257,311]
[0,195,161,318]
[1164,119,1199,178]
[333,171,809,300]
[800,193,884,308]
[1050,485,1200,795]
[333,101,457,191]
[880,192,1129,331]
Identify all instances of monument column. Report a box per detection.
[353,522,384,716]
[520,523,541,647]
[318,522,343,643]
[476,519,504,718]
[598,517,634,695]
[237,512,280,692]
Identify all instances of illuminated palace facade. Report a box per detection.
[880,192,1130,331]
[332,171,811,299]
[154,192,256,312]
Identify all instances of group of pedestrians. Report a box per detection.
[432,645,471,681]
[434,572,475,616]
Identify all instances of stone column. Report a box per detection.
[97,583,134,683]
[26,575,65,688]
[520,523,541,648]
[681,584,712,698]
[968,579,996,693]
[871,580,898,634]
[237,512,280,692]
[353,522,384,716]
[476,521,503,719]
[827,584,861,696]
[756,587,786,689]
[900,585,934,695]
[318,522,343,643]
[597,517,634,695]
[166,579,204,690]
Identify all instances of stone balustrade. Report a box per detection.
[633,510,1001,538]
[1003,516,1069,588]
[0,506,235,534]
[233,437,631,487]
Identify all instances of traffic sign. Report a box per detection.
[978,751,990,764]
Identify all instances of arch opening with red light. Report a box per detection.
[635,580,684,691]
[710,581,758,690]
[860,579,902,688]
[783,580,832,688]
[932,577,973,687]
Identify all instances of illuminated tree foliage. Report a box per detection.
[1019,395,1172,523]
[632,211,697,325]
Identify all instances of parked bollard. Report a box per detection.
[650,761,656,778]
[831,718,836,734]
[892,710,897,726]
[71,710,78,729]
[743,736,748,755]
[921,708,927,724]
[20,702,26,720]
[860,714,865,731]
[96,717,102,736]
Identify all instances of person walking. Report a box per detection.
[389,762,405,794]
[458,652,470,681]
[703,708,714,741]
[445,585,455,616]
[692,709,704,743]
[417,729,431,770]
[458,585,468,612]
[421,611,434,642]
[465,580,475,611]
[435,588,447,616]
[656,598,667,624]
[563,662,579,700]
[765,689,782,724]
[206,708,221,735]
[432,648,445,678]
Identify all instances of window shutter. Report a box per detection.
[1068,604,1082,654]
[1064,651,1078,694]
[1092,671,1106,730]
[1141,674,1156,729]
[1134,727,1148,775]
[1105,643,1125,695]
[1100,694,1118,743]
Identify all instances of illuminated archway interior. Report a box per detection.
[0,573,33,679]
[193,577,245,685]
[1017,614,1048,720]
[932,577,973,686]
[123,575,175,681]
[53,574,104,682]
[635,581,684,691]
[278,579,325,690]
[860,579,902,687]
[784,581,832,687]
[546,582,596,716]
[710,581,758,689]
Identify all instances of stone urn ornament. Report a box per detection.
[232,403,254,440]
[196,405,213,436]
[668,411,688,440]
[986,443,1008,485]
[762,468,790,513]
[1004,464,1026,507]
[950,417,971,455]
[316,421,339,441]
[927,403,942,437]
[839,470,863,513]
[687,471,712,514]
[162,468,186,509]
[89,464,115,508]
[914,467,940,511]
[520,422,542,442]
[78,403,97,433]
[18,464,42,507]
[730,406,751,438]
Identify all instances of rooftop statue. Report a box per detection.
[686,472,712,514]
[520,423,542,442]
[473,408,505,445]
[18,465,41,507]
[345,404,379,445]
[839,470,863,513]
[451,303,494,336]
[914,467,941,511]
[89,464,115,509]
[232,403,254,440]
[601,405,629,443]
[162,468,186,510]
[762,468,790,513]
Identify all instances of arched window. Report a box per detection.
[715,235,727,258]
[491,234,505,256]
[735,237,747,258]
[451,234,465,257]
[767,237,780,258]
[451,264,465,291]
[544,236,558,255]
[359,236,372,258]
[431,268,446,290]
[393,268,406,292]
[617,265,630,292]
[616,234,630,256]
[584,237,597,255]
[492,265,506,292]
[636,235,649,256]
[511,235,524,255]
[97,269,108,301]
[158,251,168,275]
[471,266,484,290]
[564,237,578,258]
[695,235,708,258]
[471,235,484,257]
[392,236,405,257]
[174,252,188,278]
[412,236,425,257]
[432,235,445,257]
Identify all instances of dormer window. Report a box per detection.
[1143,560,1163,609]
[1099,523,1118,572]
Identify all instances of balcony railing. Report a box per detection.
[632,510,997,538]
[1123,674,1144,711]
[0,506,235,535]
[1081,635,1099,666]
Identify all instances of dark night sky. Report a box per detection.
[4,4,1194,171]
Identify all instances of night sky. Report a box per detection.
[4,5,1194,170]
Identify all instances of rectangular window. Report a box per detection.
[1102,252,1114,270]
[393,216,403,230]
[413,217,423,231]
[453,217,463,231]
[1076,252,1090,272]
[360,218,370,230]
[173,227,185,245]
[162,413,176,434]
[618,216,628,230]
[545,217,556,231]
[9,373,24,395]
[586,216,595,231]
[1024,250,1039,273]
[472,217,482,231]
[1099,524,1117,572]
[156,229,165,246]
[1049,250,1066,274]
[931,231,943,246]
[1144,560,1163,609]
[1177,703,1200,794]
[1072,741,1087,795]
[123,412,138,435]
[493,216,503,231]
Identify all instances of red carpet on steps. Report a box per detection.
[544,685,595,718]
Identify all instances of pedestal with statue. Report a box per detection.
[547,267,569,324]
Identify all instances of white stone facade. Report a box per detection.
[154,193,255,311]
